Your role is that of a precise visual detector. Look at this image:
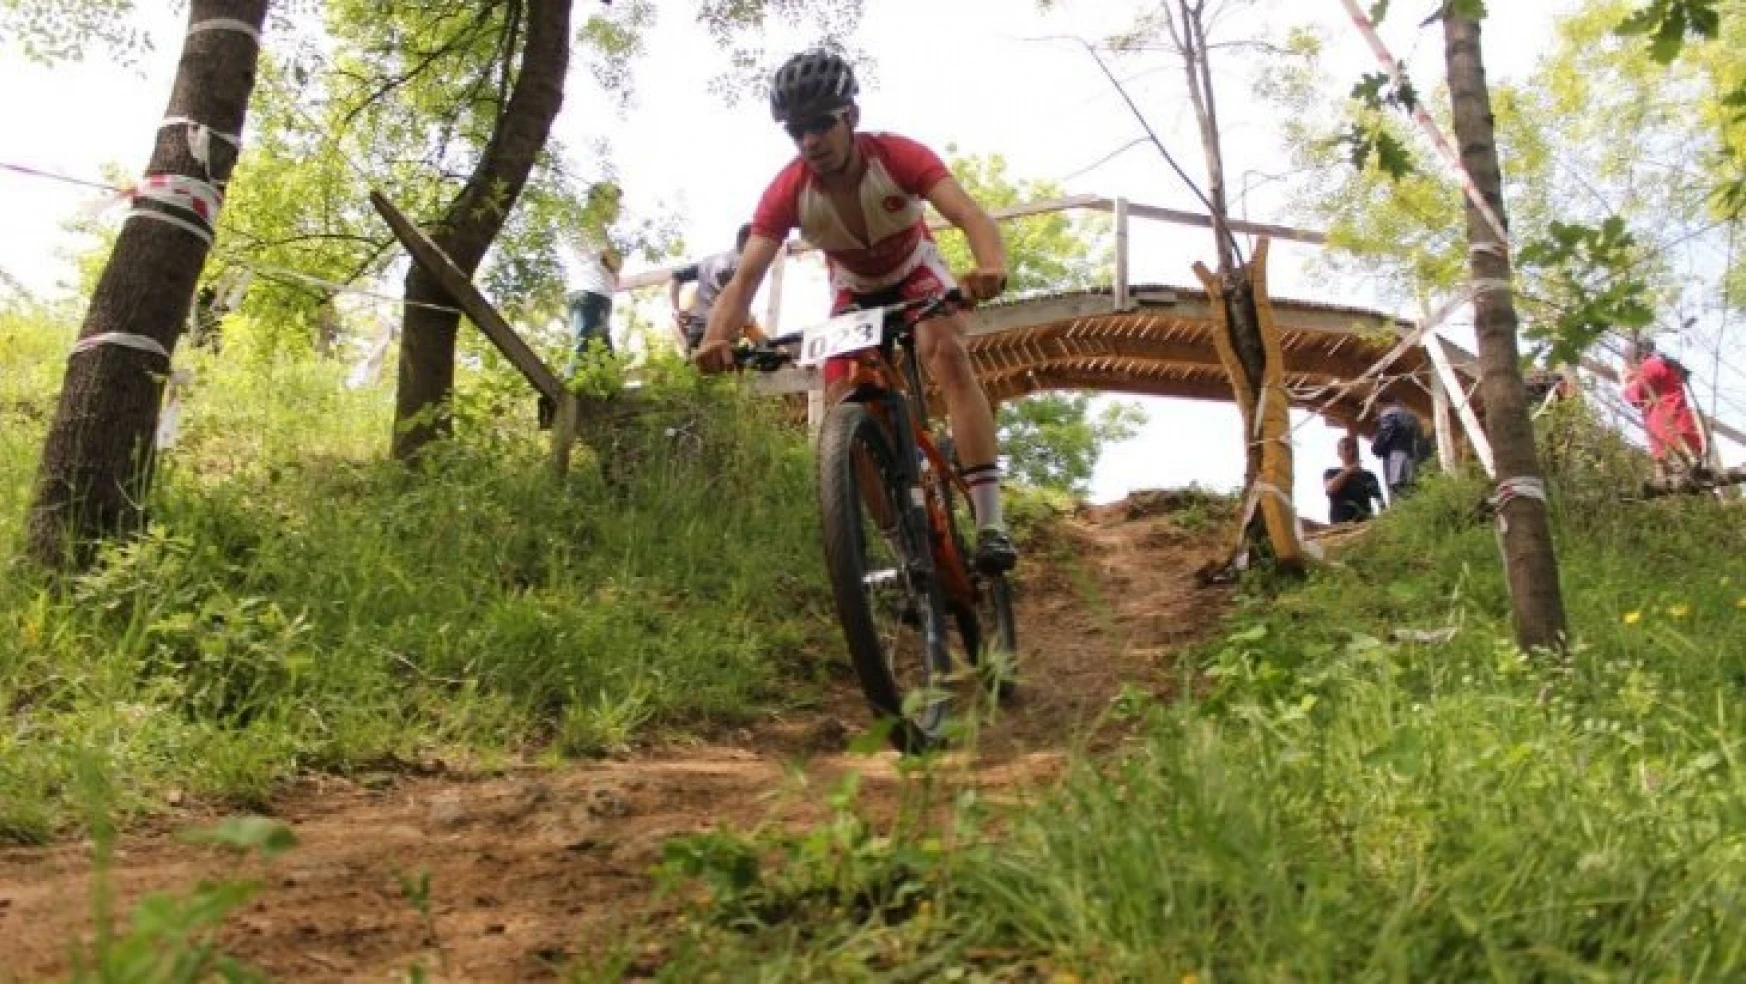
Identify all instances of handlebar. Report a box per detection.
[731,290,966,372]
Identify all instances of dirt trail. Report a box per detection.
[0,492,1233,982]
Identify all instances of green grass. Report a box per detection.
[648,424,1746,980]
[0,308,833,839]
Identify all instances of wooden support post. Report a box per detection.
[1424,333,1495,477]
[551,392,580,478]
[369,190,564,402]
[764,240,788,337]
[1113,197,1131,312]
[1430,360,1457,471]
[369,189,581,473]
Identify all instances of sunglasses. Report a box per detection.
[783,107,850,142]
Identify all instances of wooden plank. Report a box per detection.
[1113,197,1130,312]
[763,240,788,336]
[614,195,1114,290]
[1430,365,1457,471]
[551,392,580,477]
[1111,201,1328,246]
[615,194,1328,290]
[967,295,1132,336]
[1425,334,1494,477]
[368,190,564,402]
[1248,238,1314,567]
[747,364,820,396]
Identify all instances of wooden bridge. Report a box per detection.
[619,193,1746,467]
[618,195,1493,463]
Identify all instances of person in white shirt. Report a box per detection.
[563,183,623,369]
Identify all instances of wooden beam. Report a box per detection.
[552,392,580,477]
[368,190,564,402]
[747,363,820,396]
[1425,333,1494,477]
[764,240,787,336]
[1104,201,1328,246]
[967,294,1136,336]
[612,193,1330,291]
[1113,197,1130,312]
[1430,365,1457,471]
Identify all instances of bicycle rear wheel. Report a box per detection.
[817,402,953,753]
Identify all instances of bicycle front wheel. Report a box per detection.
[817,402,953,753]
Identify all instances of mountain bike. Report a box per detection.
[738,291,1018,753]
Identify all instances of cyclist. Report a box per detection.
[693,49,1017,573]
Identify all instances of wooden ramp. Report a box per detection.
[753,280,1480,436]
[965,283,1467,432]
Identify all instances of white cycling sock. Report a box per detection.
[961,463,1005,531]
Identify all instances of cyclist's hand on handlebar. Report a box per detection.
[693,338,737,374]
[961,267,1008,304]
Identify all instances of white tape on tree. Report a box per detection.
[127,173,224,245]
[161,116,242,175]
[187,18,261,43]
[70,332,171,359]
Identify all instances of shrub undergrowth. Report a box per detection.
[0,309,831,840]
[651,411,1746,981]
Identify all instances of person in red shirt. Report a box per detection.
[693,49,1017,573]
[1622,338,1703,479]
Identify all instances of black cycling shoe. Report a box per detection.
[974,528,1019,574]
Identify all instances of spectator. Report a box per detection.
[670,224,755,356]
[562,182,623,367]
[1325,435,1385,524]
[1622,337,1703,480]
[1370,394,1427,498]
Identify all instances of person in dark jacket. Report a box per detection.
[1370,395,1426,498]
[1325,435,1385,524]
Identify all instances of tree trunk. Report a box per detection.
[26,0,269,569]
[391,0,571,460]
[1175,2,1265,492]
[1443,12,1569,652]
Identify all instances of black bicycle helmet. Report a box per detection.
[769,49,858,123]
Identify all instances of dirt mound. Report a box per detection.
[0,490,1233,982]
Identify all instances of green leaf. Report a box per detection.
[1614,0,1721,64]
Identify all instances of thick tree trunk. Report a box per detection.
[26,0,269,569]
[1444,13,1569,652]
[391,0,571,460]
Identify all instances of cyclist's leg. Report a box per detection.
[898,252,1015,571]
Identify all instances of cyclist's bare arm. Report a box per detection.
[697,234,782,368]
[925,177,1006,299]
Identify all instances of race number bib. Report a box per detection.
[796,308,883,367]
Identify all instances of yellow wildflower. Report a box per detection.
[1623,611,1643,625]
[1668,603,1690,619]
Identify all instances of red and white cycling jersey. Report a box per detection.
[751,132,952,295]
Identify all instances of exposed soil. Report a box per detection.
[0,492,1234,982]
